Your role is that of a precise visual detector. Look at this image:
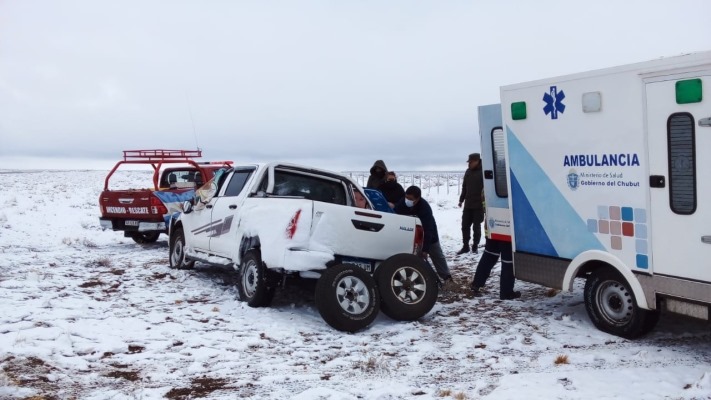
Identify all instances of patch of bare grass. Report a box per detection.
[96,257,113,268]
[554,354,569,365]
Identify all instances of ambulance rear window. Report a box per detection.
[667,112,696,215]
[491,127,508,197]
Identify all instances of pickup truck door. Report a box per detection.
[207,168,257,257]
[182,196,213,252]
[311,202,419,261]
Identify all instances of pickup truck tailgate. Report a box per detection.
[100,190,155,219]
[310,202,419,261]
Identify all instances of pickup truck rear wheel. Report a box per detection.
[315,264,379,332]
[375,254,438,321]
[169,227,195,270]
[237,250,275,307]
[131,232,160,244]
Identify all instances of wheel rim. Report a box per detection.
[390,266,426,305]
[242,259,259,298]
[171,237,184,266]
[336,276,370,315]
[596,279,633,326]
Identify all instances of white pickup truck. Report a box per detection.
[167,162,439,332]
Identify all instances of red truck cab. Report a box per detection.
[99,149,231,244]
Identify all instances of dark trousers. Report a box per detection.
[461,208,484,247]
[471,239,515,299]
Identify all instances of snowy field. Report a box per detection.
[1,169,711,400]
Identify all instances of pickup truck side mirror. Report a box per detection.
[182,200,193,214]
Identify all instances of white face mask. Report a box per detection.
[405,198,415,207]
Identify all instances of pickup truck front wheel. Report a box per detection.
[130,232,160,244]
[237,250,275,307]
[375,254,438,321]
[169,227,195,270]
[315,264,379,333]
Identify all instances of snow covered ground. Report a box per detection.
[1,169,710,400]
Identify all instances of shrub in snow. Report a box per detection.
[555,355,569,365]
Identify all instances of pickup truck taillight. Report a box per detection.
[150,195,168,215]
[413,224,424,255]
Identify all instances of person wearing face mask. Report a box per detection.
[394,186,452,285]
[377,171,405,208]
[366,160,388,189]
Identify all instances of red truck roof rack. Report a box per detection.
[122,149,202,161]
[104,149,231,190]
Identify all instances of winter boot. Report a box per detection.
[456,245,470,255]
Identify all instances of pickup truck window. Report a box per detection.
[273,170,347,205]
[224,170,254,197]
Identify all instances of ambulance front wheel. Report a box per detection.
[584,268,659,339]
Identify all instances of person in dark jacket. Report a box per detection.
[394,186,451,283]
[366,160,388,189]
[378,171,405,207]
[470,207,520,300]
[457,153,484,254]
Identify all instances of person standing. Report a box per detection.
[366,160,388,189]
[470,218,520,300]
[457,153,484,254]
[394,186,452,283]
[378,171,405,208]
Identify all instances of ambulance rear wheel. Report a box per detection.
[584,268,658,339]
[131,232,160,244]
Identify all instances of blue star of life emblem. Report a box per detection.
[543,86,566,119]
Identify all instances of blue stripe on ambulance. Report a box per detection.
[507,127,604,259]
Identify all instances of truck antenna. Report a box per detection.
[185,90,200,150]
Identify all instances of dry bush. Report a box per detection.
[96,257,113,268]
[453,393,468,400]
[82,238,98,248]
[62,237,73,246]
[438,389,452,397]
[554,354,569,365]
[353,356,391,374]
[546,288,559,297]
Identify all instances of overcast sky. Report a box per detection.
[1,1,709,171]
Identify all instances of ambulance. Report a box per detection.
[479,51,711,338]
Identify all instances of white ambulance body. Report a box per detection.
[489,51,711,338]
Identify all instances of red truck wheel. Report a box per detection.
[130,232,160,244]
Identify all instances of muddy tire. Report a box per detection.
[131,231,160,244]
[584,268,658,339]
[315,264,379,332]
[169,227,195,270]
[237,250,275,307]
[375,254,438,321]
